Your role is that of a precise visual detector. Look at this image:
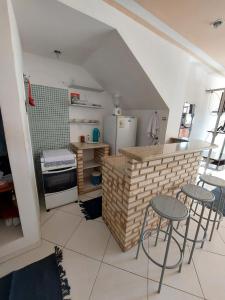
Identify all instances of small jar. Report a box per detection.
[80,135,85,143]
[91,171,102,186]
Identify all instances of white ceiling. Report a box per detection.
[12,0,113,64]
[12,0,168,110]
[136,0,225,68]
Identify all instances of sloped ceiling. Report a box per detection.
[12,0,113,65]
[84,30,167,110]
[13,0,168,110]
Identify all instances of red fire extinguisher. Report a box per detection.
[27,79,35,107]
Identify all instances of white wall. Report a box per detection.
[23,52,114,142]
[124,109,168,146]
[59,0,225,141]
[0,0,40,261]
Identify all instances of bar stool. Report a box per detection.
[136,195,189,293]
[174,184,215,264]
[198,174,225,241]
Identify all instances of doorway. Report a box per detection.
[178,102,195,140]
[0,109,23,247]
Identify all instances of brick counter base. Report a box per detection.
[102,152,201,251]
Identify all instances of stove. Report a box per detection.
[41,149,78,210]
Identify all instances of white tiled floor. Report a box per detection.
[1,197,225,300]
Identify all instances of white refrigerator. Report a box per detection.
[104,115,137,154]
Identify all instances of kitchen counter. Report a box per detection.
[119,140,215,162]
[70,142,109,150]
[102,139,213,251]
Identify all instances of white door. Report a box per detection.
[116,116,137,153]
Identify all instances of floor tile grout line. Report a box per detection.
[57,206,104,224]
[201,248,225,257]
[0,238,59,269]
[41,214,213,300]
[41,211,83,249]
[58,209,83,218]
[217,229,225,244]
[196,245,225,258]
[43,231,212,300]
[191,255,206,299]
[63,217,83,248]
[64,246,102,263]
[30,205,225,300]
[148,270,205,299]
[99,237,205,300]
[176,223,225,257]
[146,235,205,299]
[103,260,156,281]
[42,237,64,248]
[40,209,57,226]
[63,217,110,255]
[102,259,205,300]
[0,236,205,300]
[41,238,59,247]
[98,239,206,299]
[88,234,112,300]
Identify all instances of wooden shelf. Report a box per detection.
[68,84,104,93]
[70,143,109,195]
[82,177,102,193]
[69,119,99,125]
[70,142,109,150]
[70,103,103,109]
[83,160,101,170]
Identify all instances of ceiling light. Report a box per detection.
[211,18,223,29]
[53,49,62,59]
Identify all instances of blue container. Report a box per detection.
[91,171,102,186]
[92,128,100,143]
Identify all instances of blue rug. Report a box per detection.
[0,247,70,300]
[79,196,102,220]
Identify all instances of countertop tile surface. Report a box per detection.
[119,140,214,162]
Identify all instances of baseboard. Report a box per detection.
[0,239,41,264]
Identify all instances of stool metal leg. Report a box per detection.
[193,201,199,216]
[136,204,150,259]
[176,191,182,230]
[188,203,205,264]
[189,198,195,212]
[158,221,173,293]
[201,201,213,248]
[155,217,162,247]
[194,179,200,215]
[179,215,190,273]
[209,187,223,241]
[217,188,224,230]
[164,222,170,241]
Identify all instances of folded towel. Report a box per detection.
[147,112,160,138]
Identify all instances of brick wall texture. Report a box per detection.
[102,152,202,251]
[72,145,109,194]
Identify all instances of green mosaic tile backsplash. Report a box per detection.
[28,84,69,154]
[27,84,70,198]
